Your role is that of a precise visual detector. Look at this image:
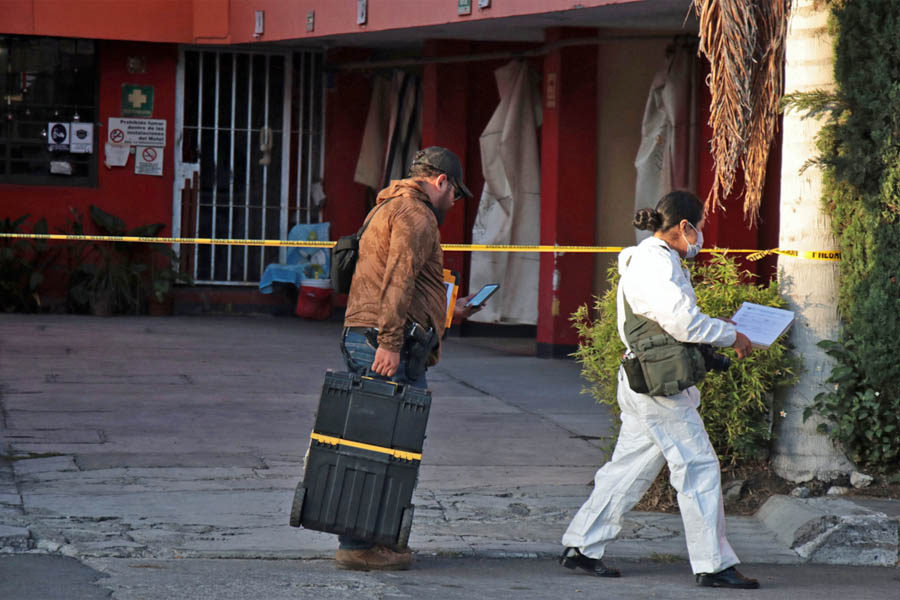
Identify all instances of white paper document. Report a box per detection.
[104,143,130,168]
[730,302,795,349]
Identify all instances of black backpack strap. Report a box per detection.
[356,198,393,240]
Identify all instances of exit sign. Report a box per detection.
[458,0,472,15]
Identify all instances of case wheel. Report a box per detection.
[289,484,306,528]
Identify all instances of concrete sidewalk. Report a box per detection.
[0,314,896,567]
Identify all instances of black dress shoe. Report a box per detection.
[559,547,621,577]
[696,566,760,589]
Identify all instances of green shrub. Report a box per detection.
[65,206,188,315]
[572,253,798,466]
[0,215,55,312]
[807,339,900,468]
[787,1,900,472]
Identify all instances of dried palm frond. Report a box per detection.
[693,0,791,226]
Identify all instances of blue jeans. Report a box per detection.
[337,329,427,550]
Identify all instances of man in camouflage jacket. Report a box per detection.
[336,147,478,571]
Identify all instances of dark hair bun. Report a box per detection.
[633,208,663,231]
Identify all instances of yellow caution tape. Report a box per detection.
[745,248,842,261]
[0,233,841,260]
[0,233,334,248]
[310,432,422,462]
[442,243,624,253]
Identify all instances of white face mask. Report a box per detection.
[683,221,704,259]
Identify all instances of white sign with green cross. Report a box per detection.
[122,84,154,117]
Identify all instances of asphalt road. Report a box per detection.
[1,314,897,599]
[2,555,900,600]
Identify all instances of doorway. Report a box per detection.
[173,48,325,284]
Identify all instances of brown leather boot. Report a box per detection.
[335,544,413,571]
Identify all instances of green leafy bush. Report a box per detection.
[0,215,56,312]
[66,206,189,315]
[572,253,798,466]
[786,1,900,472]
[806,339,900,468]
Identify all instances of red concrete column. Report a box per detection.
[537,29,598,358]
[422,40,471,278]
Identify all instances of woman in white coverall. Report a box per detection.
[560,191,759,589]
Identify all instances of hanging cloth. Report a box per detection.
[469,60,542,325]
[633,42,696,242]
[354,71,422,191]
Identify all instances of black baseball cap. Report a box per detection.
[410,146,473,198]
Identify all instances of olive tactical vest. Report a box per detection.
[621,290,707,397]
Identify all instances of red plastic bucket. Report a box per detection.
[295,279,333,320]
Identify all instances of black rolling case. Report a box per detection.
[289,370,431,547]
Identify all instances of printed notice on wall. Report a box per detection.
[104,143,130,168]
[48,122,70,152]
[135,146,163,176]
[108,117,166,146]
[70,123,94,154]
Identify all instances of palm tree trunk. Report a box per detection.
[772,0,853,481]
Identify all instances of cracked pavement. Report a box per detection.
[0,314,799,565]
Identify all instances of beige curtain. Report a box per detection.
[469,60,542,325]
[354,71,422,190]
[633,43,697,241]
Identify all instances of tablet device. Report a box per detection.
[466,283,500,308]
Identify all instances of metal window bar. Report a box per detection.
[292,51,325,227]
[280,54,294,263]
[193,51,204,276]
[259,54,270,279]
[227,52,237,281]
[209,52,220,281]
[244,53,254,281]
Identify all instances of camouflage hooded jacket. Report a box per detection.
[343,179,447,363]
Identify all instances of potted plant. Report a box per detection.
[64,206,189,316]
[68,247,144,316]
[0,215,57,312]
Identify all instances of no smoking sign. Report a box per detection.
[135,145,164,176]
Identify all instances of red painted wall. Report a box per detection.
[2,0,651,45]
[1,0,34,34]
[320,49,372,257]
[193,0,231,42]
[422,40,472,280]
[1,40,178,294]
[230,0,640,44]
[695,60,781,280]
[0,1,195,42]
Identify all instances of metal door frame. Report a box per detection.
[172,46,324,285]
